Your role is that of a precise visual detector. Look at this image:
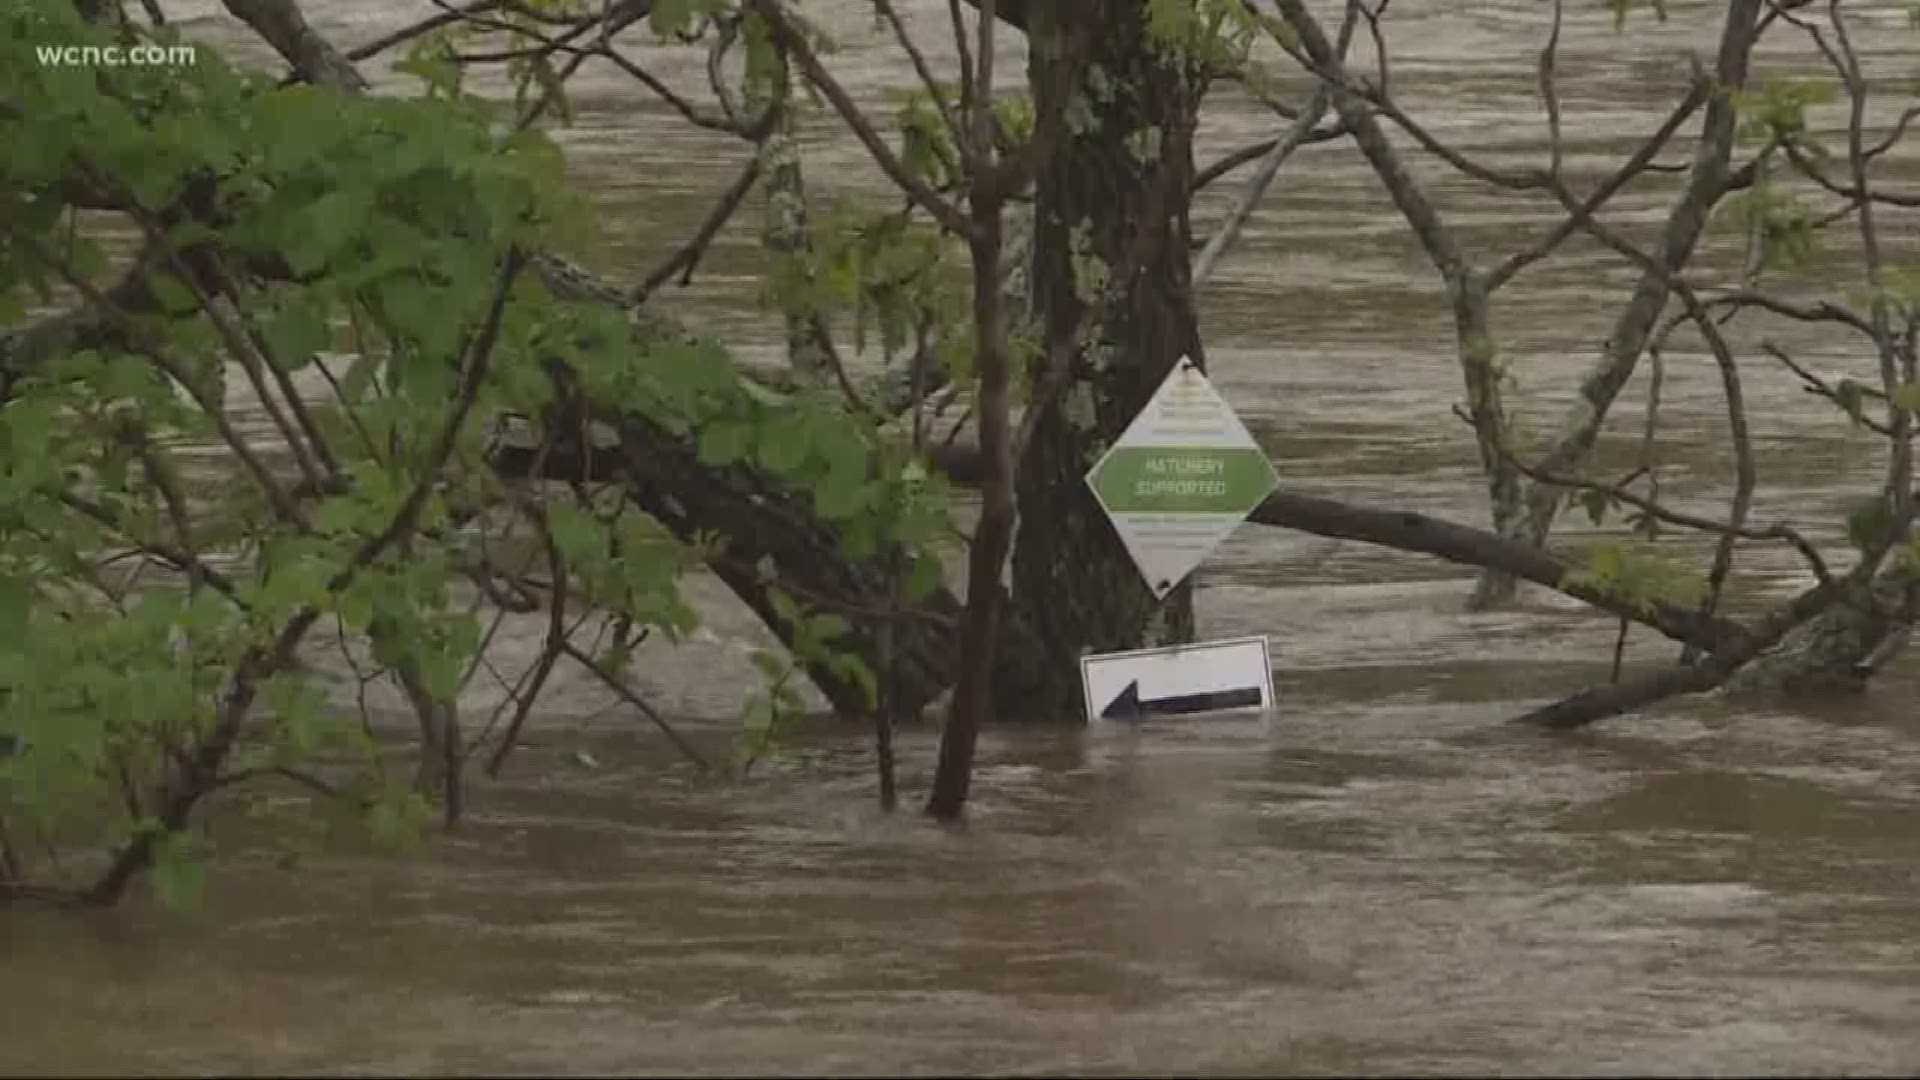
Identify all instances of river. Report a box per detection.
[3,0,1920,1074]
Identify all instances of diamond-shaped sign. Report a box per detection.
[1085,357,1278,598]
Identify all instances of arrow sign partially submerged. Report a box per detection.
[1098,680,1265,720]
[1081,636,1275,722]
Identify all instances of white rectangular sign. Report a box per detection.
[1080,636,1275,722]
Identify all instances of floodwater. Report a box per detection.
[4,0,1920,1074]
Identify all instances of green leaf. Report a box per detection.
[528,53,572,125]
[813,439,873,520]
[901,547,942,600]
[150,829,207,912]
[1579,488,1611,527]
[748,649,786,682]
[0,578,31,648]
[807,612,849,642]
[649,0,698,36]
[547,504,602,562]
[1846,496,1896,553]
[420,650,462,701]
[1835,379,1868,424]
[366,789,431,852]
[828,651,878,710]
[145,270,198,314]
[696,420,753,465]
[767,588,800,628]
[312,496,365,536]
[1892,382,1920,412]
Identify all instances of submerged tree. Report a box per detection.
[2,0,1918,906]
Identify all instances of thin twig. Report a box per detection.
[630,157,763,305]
[7,230,310,526]
[212,765,343,799]
[54,493,242,600]
[347,0,505,61]
[874,0,965,161]
[485,501,570,777]
[1762,343,1897,437]
[1538,0,1564,180]
[1492,436,1832,587]
[752,0,974,240]
[558,640,712,770]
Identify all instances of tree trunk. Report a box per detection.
[1000,2,1206,721]
[1723,569,1913,697]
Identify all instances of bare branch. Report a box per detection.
[222,0,367,91]
[1272,0,1470,282]
[485,504,569,777]
[1761,341,1898,438]
[874,0,967,165]
[1246,489,1748,653]
[1192,0,1361,286]
[1192,90,1327,286]
[630,156,762,305]
[1538,0,1564,180]
[1690,302,1759,620]
[751,0,974,240]
[1510,0,1762,556]
[558,640,712,770]
[214,765,343,799]
[347,0,506,62]
[1192,123,1347,192]
[1780,141,1920,211]
[1496,431,1829,587]
[1826,0,1912,532]
[1865,104,1920,161]
[54,492,242,600]
[1488,78,1712,291]
[594,39,743,134]
[1360,0,1391,98]
[1700,287,1876,337]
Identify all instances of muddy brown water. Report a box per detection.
[5,1,1920,1074]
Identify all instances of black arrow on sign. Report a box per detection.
[1100,679,1263,720]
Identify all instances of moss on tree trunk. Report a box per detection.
[998,3,1206,721]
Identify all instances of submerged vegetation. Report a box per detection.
[2,0,1917,908]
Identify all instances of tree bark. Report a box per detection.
[590,376,965,719]
[927,193,1016,819]
[1473,0,1762,605]
[999,0,1206,720]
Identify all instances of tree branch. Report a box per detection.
[558,640,711,770]
[629,155,761,305]
[1510,0,1762,552]
[222,0,367,91]
[751,0,975,240]
[1245,488,1748,653]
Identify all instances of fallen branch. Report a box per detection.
[1245,488,1748,653]
[1517,574,1846,729]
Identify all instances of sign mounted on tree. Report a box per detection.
[1081,636,1275,722]
[1085,357,1279,598]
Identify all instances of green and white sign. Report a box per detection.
[1085,358,1278,598]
